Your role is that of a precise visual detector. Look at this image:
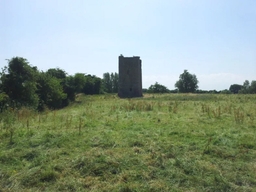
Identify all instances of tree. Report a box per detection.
[243,80,250,90]
[74,73,86,93]
[62,76,76,105]
[102,72,119,93]
[1,57,39,108]
[84,75,102,94]
[250,80,256,93]
[148,82,169,93]
[37,72,67,110]
[46,68,67,79]
[72,73,102,94]
[229,84,243,94]
[102,73,112,93]
[90,75,102,94]
[175,70,199,93]
[239,80,250,94]
[239,80,256,94]
[112,73,119,93]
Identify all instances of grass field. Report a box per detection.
[0,94,256,191]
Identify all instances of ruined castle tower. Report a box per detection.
[118,55,142,98]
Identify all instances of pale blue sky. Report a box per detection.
[1,0,256,90]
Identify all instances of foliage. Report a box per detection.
[220,89,231,94]
[46,68,67,79]
[169,89,178,93]
[243,80,250,90]
[238,80,256,94]
[83,75,102,94]
[0,92,9,112]
[45,68,74,108]
[73,73,87,93]
[72,73,102,95]
[196,89,220,94]
[0,58,103,111]
[111,72,119,93]
[102,72,118,93]
[37,72,67,110]
[62,76,76,106]
[229,84,243,94]
[175,70,199,93]
[102,72,112,93]
[142,88,148,93]
[1,57,39,109]
[250,80,256,93]
[147,82,170,93]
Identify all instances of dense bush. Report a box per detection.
[147,82,170,93]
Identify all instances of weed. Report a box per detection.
[203,137,214,155]
[212,106,221,118]
[234,108,245,124]
[0,94,256,191]
[169,101,179,113]
[78,117,82,135]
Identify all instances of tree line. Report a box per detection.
[144,70,256,94]
[229,80,256,94]
[0,57,117,112]
[0,57,255,112]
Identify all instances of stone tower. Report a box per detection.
[118,55,142,98]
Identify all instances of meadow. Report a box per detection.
[0,94,255,191]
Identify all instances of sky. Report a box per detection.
[1,0,256,91]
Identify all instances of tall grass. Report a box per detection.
[0,93,256,191]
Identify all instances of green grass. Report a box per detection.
[0,94,256,191]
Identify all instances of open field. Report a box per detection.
[0,94,256,191]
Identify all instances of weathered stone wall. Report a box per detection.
[118,55,142,98]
